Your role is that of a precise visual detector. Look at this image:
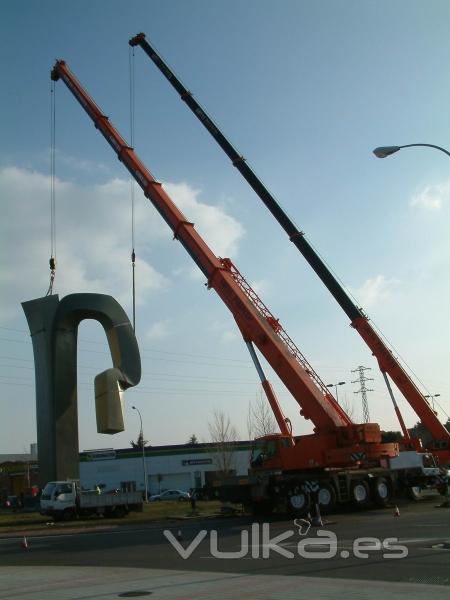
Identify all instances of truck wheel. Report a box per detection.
[62,509,74,521]
[350,480,370,508]
[408,486,423,501]
[117,506,128,518]
[372,477,392,507]
[287,492,310,516]
[318,484,337,514]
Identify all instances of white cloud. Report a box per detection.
[208,319,239,344]
[56,149,112,176]
[164,182,245,257]
[171,264,206,282]
[146,319,171,341]
[351,274,400,308]
[410,181,450,210]
[0,167,168,323]
[0,167,245,326]
[250,279,270,297]
[220,329,239,343]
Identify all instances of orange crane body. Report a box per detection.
[51,59,397,471]
[128,33,450,465]
[352,315,448,442]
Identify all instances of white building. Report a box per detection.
[79,441,252,495]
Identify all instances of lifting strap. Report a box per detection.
[46,80,57,296]
[129,46,136,330]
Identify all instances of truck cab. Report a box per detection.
[40,481,77,516]
[250,434,290,471]
[389,451,441,477]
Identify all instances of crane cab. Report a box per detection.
[250,434,293,471]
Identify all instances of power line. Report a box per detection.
[1,329,447,403]
[0,327,252,364]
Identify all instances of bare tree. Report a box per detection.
[208,409,239,476]
[247,390,278,439]
[340,396,355,420]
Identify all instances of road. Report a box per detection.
[0,499,449,599]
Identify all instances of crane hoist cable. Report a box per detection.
[129,45,136,331]
[46,80,57,296]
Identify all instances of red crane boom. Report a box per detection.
[51,59,396,470]
[128,33,450,463]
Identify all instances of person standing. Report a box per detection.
[190,489,197,512]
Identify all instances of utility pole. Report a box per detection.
[326,381,346,405]
[425,393,440,411]
[352,366,373,423]
[132,406,149,502]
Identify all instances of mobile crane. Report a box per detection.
[128,33,450,465]
[51,59,441,514]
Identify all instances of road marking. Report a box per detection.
[0,526,165,543]
[397,537,444,544]
[413,523,447,527]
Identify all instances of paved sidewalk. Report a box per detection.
[0,566,448,600]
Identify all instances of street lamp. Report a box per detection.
[132,405,148,502]
[425,393,440,411]
[374,143,447,415]
[373,144,450,159]
[326,381,346,404]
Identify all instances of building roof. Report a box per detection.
[80,440,254,461]
[0,454,33,463]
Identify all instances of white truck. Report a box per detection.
[388,451,446,500]
[40,481,143,521]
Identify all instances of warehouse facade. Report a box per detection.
[79,441,253,495]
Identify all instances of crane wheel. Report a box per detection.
[371,477,392,507]
[317,483,337,514]
[350,480,371,508]
[287,491,310,517]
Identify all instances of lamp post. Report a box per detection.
[326,381,346,404]
[373,144,450,159]
[425,393,440,411]
[132,405,148,502]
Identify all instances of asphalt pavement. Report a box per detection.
[0,499,449,599]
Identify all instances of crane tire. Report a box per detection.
[372,477,392,507]
[317,483,337,514]
[350,479,371,508]
[287,491,310,517]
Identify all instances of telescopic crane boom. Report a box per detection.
[51,59,396,470]
[129,33,450,460]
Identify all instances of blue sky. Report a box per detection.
[1,0,450,453]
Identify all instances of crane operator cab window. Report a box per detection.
[251,439,278,468]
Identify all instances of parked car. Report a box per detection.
[149,489,190,502]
